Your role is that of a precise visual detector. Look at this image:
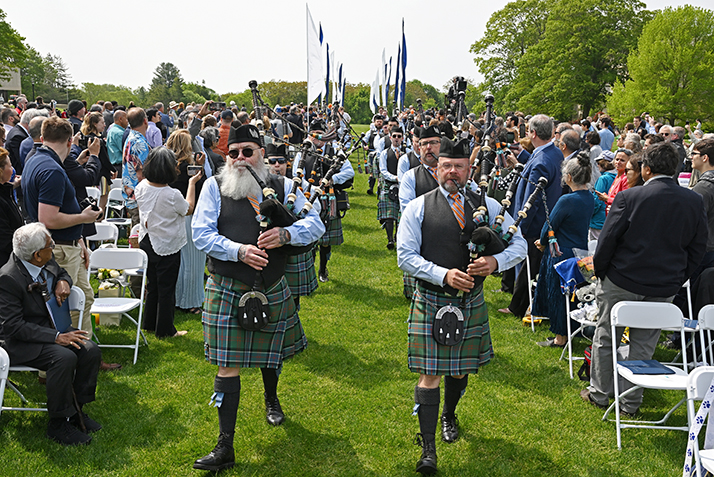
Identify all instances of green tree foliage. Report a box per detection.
[511,0,650,119]
[80,83,139,107]
[20,48,75,101]
[470,0,550,109]
[404,80,444,110]
[0,9,27,82]
[343,83,371,124]
[256,80,307,107]
[147,62,184,106]
[607,6,714,126]
[182,81,219,104]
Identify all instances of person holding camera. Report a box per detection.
[80,112,116,213]
[166,129,207,315]
[136,146,200,338]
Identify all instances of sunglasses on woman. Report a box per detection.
[227,147,259,158]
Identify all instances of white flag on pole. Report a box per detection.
[306,5,323,105]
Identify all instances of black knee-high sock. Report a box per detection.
[385,219,394,243]
[319,246,331,273]
[415,386,440,439]
[442,375,468,418]
[214,375,241,447]
[368,176,376,191]
[261,368,279,400]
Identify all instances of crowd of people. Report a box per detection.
[0,90,712,475]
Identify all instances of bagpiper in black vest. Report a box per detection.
[385,148,399,178]
[207,174,288,289]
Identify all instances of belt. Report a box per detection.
[54,239,80,247]
[417,279,482,298]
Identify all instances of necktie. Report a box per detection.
[426,166,438,183]
[247,195,261,215]
[449,192,465,229]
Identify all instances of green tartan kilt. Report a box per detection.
[377,178,400,222]
[369,152,380,179]
[403,271,416,300]
[408,283,493,376]
[318,215,343,246]
[202,273,307,368]
[285,249,318,297]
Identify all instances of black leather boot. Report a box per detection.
[415,433,437,475]
[264,393,285,426]
[193,433,235,471]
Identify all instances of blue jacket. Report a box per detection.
[513,141,563,238]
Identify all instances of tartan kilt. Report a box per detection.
[318,215,343,246]
[403,271,416,300]
[369,152,380,179]
[377,178,400,222]
[285,249,318,297]
[408,283,493,376]
[202,273,307,368]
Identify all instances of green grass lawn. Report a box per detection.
[1,126,692,476]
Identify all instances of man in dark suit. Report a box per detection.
[581,142,708,415]
[502,114,563,317]
[0,223,102,445]
[5,112,30,174]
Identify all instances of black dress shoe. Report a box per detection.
[441,414,459,443]
[415,433,437,475]
[47,418,92,446]
[386,241,395,250]
[367,189,374,195]
[70,412,102,433]
[318,269,329,283]
[193,439,235,472]
[265,394,285,426]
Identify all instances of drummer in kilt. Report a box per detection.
[397,138,526,474]
[191,125,325,472]
[265,142,320,308]
[292,119,355,283]
[377,125,406,249]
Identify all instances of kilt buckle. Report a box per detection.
[433,305,465,346]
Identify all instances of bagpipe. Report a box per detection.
[297,149,349,221]
[243,164,314,256]
[462,92,559,261]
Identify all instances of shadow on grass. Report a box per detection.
[482,353,574,399]
[313,278,404,311]
[293,339,402,390]
[454,435,558,477]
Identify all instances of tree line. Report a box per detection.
[470,1,714,126]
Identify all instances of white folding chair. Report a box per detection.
[89,249,148,364]
[111,178,123,190]
[85,186,100,202]
[2,286,85,413]
[604,301,690,449]
[684,366,714,477]
[85,222,119,248]
[561,290,598,379]
[663,279,698,370]
[698,305,714,367]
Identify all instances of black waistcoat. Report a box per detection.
[420,188,481,295]
[302,152,330,183]
[414,165,439,198]
[386,148,399,176]
[408,151,421,169]
[207,174,287,289]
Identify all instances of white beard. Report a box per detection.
[217,159,268,201]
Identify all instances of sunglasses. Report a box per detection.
[268,157,287,165]
[391,134,403,139]
[227,147,259,158]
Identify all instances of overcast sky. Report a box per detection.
[3,0,710,96]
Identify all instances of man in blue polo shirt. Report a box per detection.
[22,116,120,372]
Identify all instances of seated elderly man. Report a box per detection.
[0,223,101,445]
